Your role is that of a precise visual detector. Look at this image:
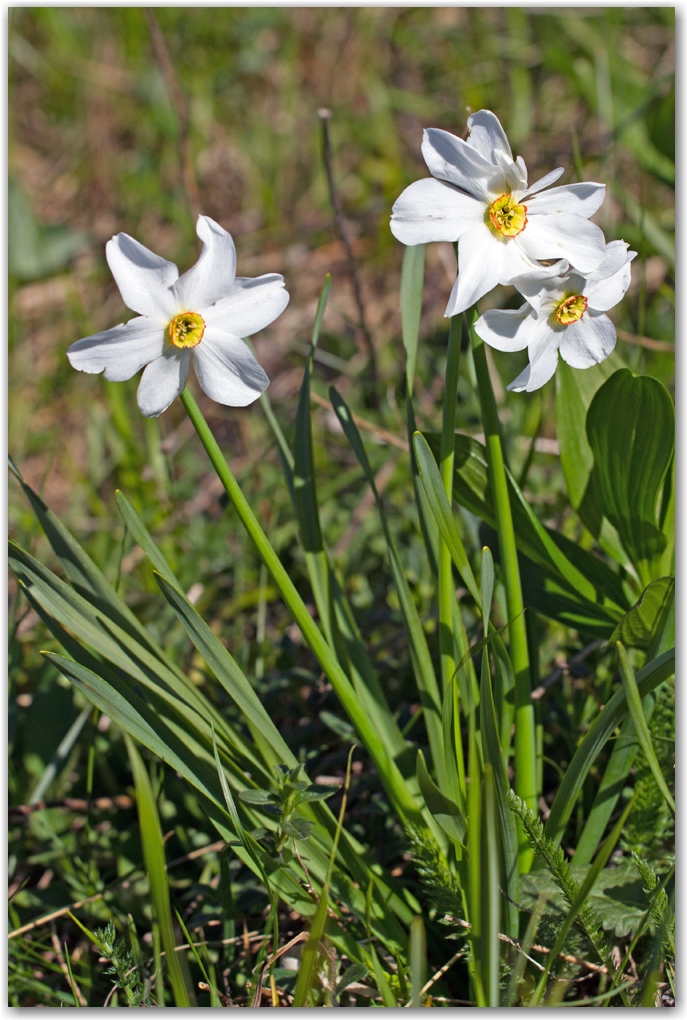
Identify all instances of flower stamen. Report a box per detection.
[488,194,528,237]
[555,294,588,325]
[169,311,205,349]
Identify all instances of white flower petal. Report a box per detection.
[517,214,607,273]
[508,317,561,392]
[203,274,290,337]
[585,262,633,311]
[583,240,636,284]
[466,109,513,162]
[172,215,237,312]
[106,234,178,320]
[137,347,190,417]
[521,167,565,199]
[526,181,606,219]
[474,304,533,352]
[500,238,548,285]
[390,178,483,244]
[193,331,269,407]
[446,223,504,315]
[559,313,616,369]
[67,317,165,381]
[422,128,503,201]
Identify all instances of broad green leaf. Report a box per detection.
[611,577,674,650]
[400,243,425,393]
[587,369,674,584]
[544,647,674,846]
[124,735,191,1007]
[416,749,466,845]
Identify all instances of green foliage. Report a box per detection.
[92,920,146,1007]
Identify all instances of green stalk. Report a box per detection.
[470,326,537,869]
[439,315,467,798]
[179,387,423,827]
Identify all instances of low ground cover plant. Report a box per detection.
[9,8,674,1007]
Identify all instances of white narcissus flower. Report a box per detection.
[390,109,608,316]
[68,216,289,417]
[473,240,637,392]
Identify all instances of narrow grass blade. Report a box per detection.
[573,697,655,867]
[416,749,466,845]
[179,386,423,827]
[123,734,191,1007]
[413,431,481,605]
[409,915,426,1007]
[174,910,221,1006]
[293,747,354,1007]
[371,945,398,1007]
[401,243,425,393]
[114,490,177,586]
[470,325,536,843]
[329,387,446,791]
[617,642,675,813]
[544,646,674,846]
[480,766,500,1006]
[28,705,91,804]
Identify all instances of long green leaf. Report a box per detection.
[544,647,674,845]
[329,387,446,792]
[413,431,481,605]
[401,244,425,393]
[124,734,191,1007]
[610,577,675,651]
[416,749,466,845]
[616,642,675,813]
[480,766,500,1006]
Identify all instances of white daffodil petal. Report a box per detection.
[446,223,503,315]
[584,240,636,285]
[390,178,483,244]
[67,317,165,382]
[203,274,290,337]
[584,262,633,311]
[173,215,237,312]
[106,234,178,320]
[137,347,190,418]
[521,167,565,199]
[422,128,502,201]
[500,238,548,285]
[517,214,607,273]
[509,317,560,392]
[474,304,533,352]
[193,331,269,407]
[526,181,606,219]
[559,313,616,369]
[466,109,513,162]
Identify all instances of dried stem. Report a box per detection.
[318,108,378,390]
[144,8,201,220]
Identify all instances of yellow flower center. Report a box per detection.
[555,294,588,325]
[488,193,528,237]
[169,311,205,349]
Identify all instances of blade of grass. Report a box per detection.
[409,915,426,1007]
[480,765,500,1006]
[179,386,423,827]
[401,244,425,394]
[124,734,191,1007]
[544,648,674,846]
[329,386,447,794]
[616,642,675,813]
[470,323,536,865]
[174,910,221,1006]
[293,746,355,1007]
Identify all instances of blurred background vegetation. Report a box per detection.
[9,7,674,1006]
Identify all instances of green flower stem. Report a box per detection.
[180,387,423,827]
[439,315,467,799]
[470,330,537,870]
